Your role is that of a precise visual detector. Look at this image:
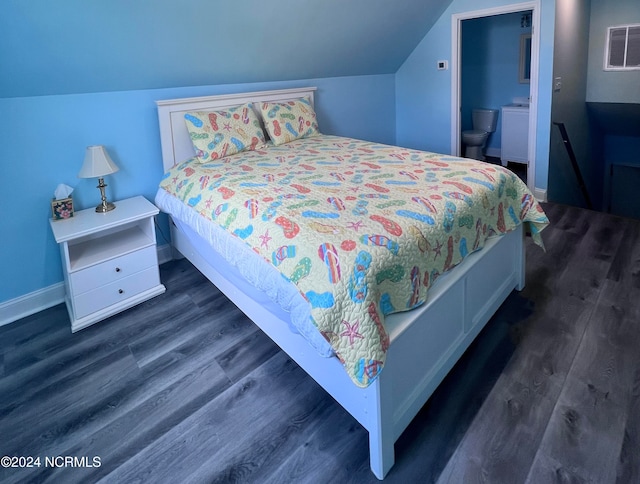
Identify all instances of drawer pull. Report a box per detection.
[115,267,121,272]
[118,289,124,294]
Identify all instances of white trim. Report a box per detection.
[155,87,317,108]
[451,1,540,194]
[451,15,461,156]
[0,245,173,328]
[0,283,65,328]
[603,24,640,71]
[534,187,547,202]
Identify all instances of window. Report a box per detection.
[604,24,640,70]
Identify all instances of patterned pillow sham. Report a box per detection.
[260,96,320,146]
[184,102,267,161]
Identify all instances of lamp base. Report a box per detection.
[95,201,116,213]
[95,177,116,213]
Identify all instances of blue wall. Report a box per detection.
[0,75,395,304]
[587,0,640,104]
[396,0,556,196]
[0,0,450,98]
[461,12,532,154]
[547,0,599,209]
[1,0,559,313]
[585,0,640,214]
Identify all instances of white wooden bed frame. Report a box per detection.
[156,87,525,479]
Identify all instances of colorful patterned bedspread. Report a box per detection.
[159,135,548,387]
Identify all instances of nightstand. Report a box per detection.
[50,196,166,332]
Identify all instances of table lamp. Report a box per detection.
[78,145,120,213]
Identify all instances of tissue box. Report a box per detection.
[51,197,74,220]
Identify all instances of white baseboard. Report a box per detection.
[0,244,175,329]
[534,187,547,202]
[0,283,65,328]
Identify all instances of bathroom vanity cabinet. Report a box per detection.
[501,104,529,166]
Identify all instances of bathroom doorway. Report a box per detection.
[451,2,540,192]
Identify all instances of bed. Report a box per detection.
[154,87,548,479]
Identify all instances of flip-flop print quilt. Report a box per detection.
[159,135,549,387]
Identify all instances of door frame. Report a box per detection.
[451,1,540,192]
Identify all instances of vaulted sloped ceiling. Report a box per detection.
[0,0,453,98]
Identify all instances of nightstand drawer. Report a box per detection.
[73,266,160,319]
[70,245,157,294]
[50,196,165,332]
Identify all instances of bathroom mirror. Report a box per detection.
[519,33,532,83]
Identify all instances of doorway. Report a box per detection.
[451,2,540,193]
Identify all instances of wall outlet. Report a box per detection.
[437,60,448,70]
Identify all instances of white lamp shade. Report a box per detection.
[78,145,119,178]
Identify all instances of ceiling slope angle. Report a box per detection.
[0,0,454,98]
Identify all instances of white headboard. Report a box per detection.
[156,87,317,172]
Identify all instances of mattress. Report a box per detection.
[155,188,334,357]
[156,134,548,387]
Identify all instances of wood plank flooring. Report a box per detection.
[1,202,639,483]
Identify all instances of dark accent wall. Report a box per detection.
[548,0,602,209]
[585,0,640,219]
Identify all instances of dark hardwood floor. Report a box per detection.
[1,202,639,483]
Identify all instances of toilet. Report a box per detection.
[462,108,499,161]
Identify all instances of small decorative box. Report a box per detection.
[51,197,74,220]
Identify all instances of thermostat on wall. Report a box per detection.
[437,60,448,70]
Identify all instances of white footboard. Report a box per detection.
[367,224,524,478]
[169,217,524,480]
